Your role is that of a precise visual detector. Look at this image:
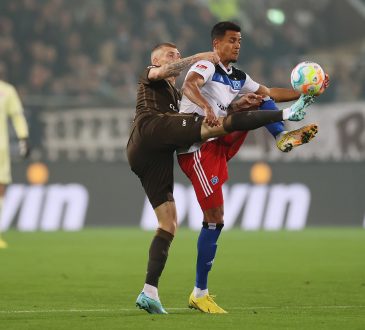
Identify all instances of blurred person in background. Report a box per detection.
[0,76,30,248]
[1,0,359,104]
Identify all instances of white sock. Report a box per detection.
[282,107,291,120]
[142,283,160,301]
[193,286,209,298]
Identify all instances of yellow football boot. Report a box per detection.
[276,123,318,152]
[188,292,227,314]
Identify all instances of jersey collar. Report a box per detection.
[218,62,232,74]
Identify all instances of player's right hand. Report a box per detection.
[315,73,330,96]
[198,52,220,65]
[18,139,31,159]
[203,105,220,127]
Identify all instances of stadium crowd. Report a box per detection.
[0,0,364,106]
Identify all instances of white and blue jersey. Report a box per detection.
[178,60,260,154]
[179,60,260,118]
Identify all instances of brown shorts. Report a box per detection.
[127,111,204,209]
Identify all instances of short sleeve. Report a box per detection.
[187,60,215,83]
[239,73,260,94]
[139,66,158,85]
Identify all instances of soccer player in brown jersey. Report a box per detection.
[127,43,315,314]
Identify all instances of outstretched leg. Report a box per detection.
[200,94,316,140]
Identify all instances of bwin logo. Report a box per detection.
[1,184,89,232]
[141,183,311,231]
[182,119,187,127]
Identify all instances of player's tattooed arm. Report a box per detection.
[163,56,203,77]
[148,52,220,80]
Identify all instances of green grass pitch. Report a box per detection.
[1,228,365,329]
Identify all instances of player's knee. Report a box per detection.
[170,220,178,233]
[154,201,178,235]
[203,206,224,223]
[159,220,177,235]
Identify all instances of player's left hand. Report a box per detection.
[18,139,31,159]
[243,93,263,108]
[234,93,263,111]
[316,73,330,96]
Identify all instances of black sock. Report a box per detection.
[223,110,284,133]
[145,228,174,287]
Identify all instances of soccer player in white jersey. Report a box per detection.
[0,80,30,248]
[177,21,329,313]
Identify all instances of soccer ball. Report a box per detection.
[290,61,325,95]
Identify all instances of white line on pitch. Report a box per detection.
[0,305,365,314]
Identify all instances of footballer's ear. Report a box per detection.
[151,57,160,66]
[212,38,219,50]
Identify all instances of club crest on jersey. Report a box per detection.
[232,80,241,90]
[196,64,208,71]
[210,176,219,185]
[212,72,244,90]
[169,103,178,112]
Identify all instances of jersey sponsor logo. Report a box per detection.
[140,183,310,231]
[196,64,208,71]
[210,176,219,185]
[217,103,228,112]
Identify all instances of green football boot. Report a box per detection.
[288,94,316,121]
[136,292,168,314]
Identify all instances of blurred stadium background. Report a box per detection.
[1,1,365,329]
[1,0,365,232]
